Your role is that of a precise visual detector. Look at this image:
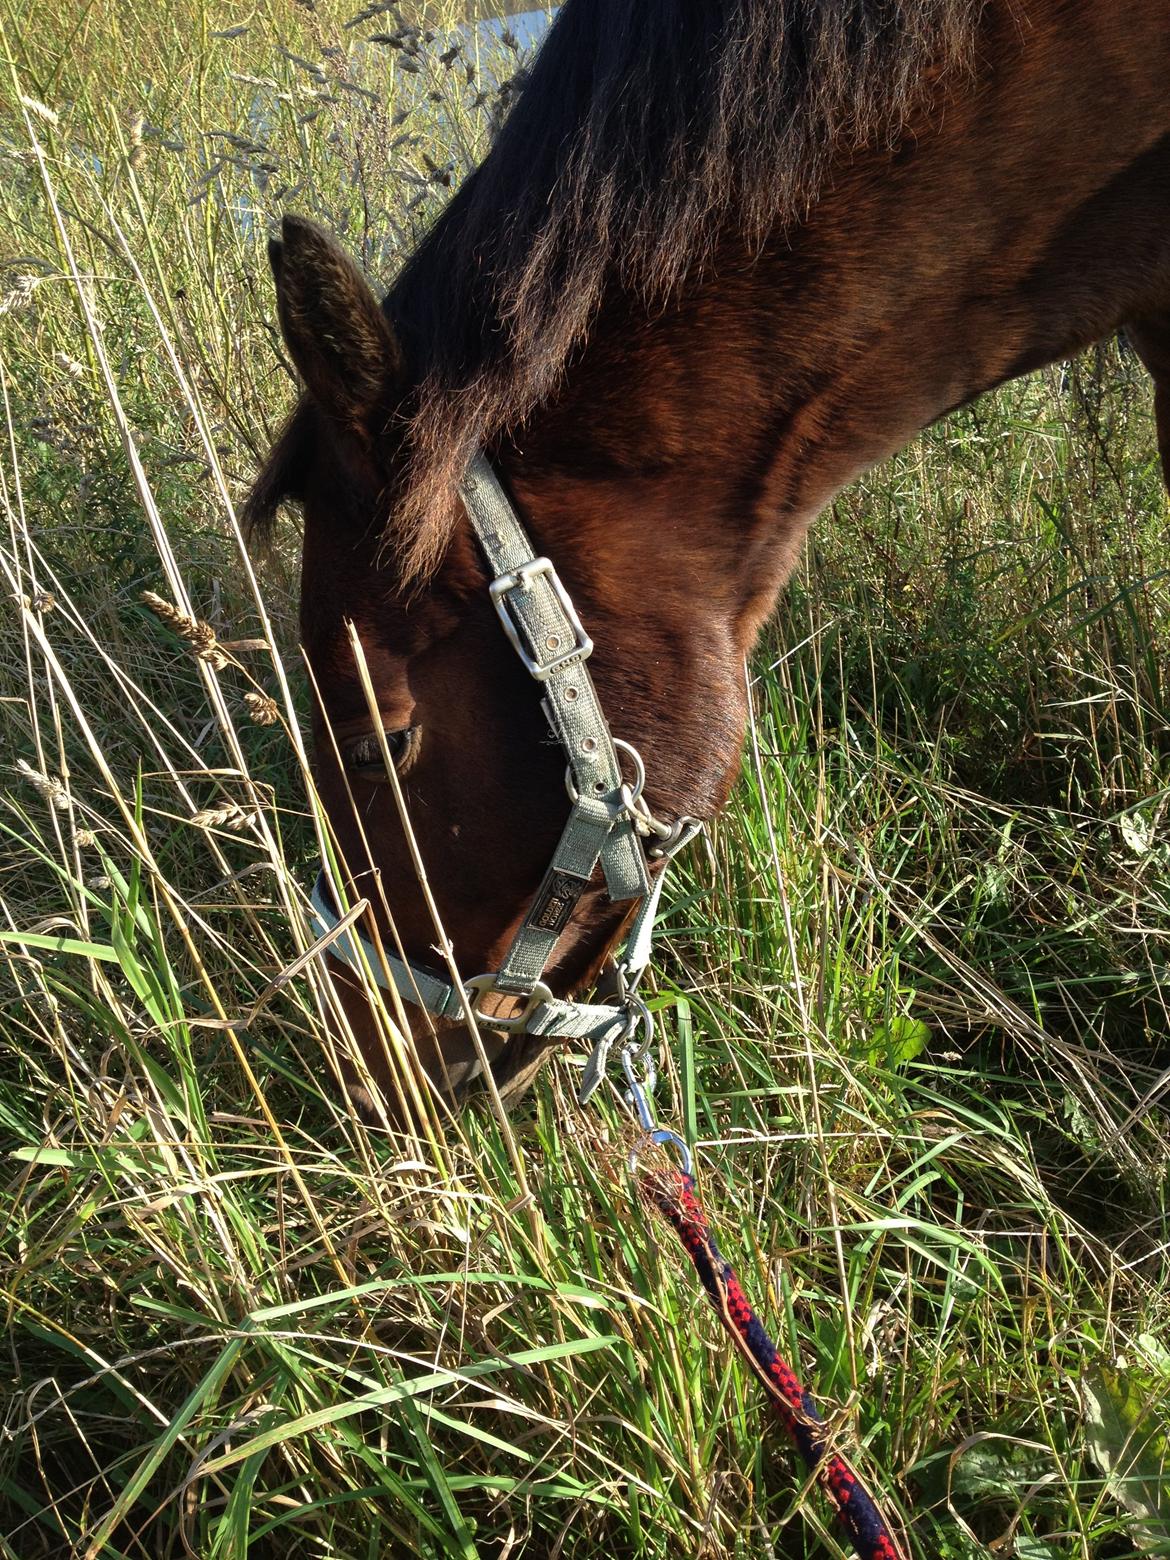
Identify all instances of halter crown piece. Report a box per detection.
[309,451,703,1105]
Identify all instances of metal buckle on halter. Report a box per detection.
[489,557,594,681]
[463,972,554,1032]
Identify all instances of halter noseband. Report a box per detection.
[309,451,701,1099]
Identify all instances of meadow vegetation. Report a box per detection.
[1,3,1168,1555]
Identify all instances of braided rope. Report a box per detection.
[640,1163,908,1560]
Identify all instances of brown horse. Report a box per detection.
[246,0,1170,1115]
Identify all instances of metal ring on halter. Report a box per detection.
[463,973,553,1031]
[617,994,655,1063]
[564,737,646,805]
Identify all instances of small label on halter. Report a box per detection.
[527,869,589,934]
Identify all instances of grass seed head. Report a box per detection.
[141,589,229,670]
[16,758,70,812]
[190,802,260,832]
[243,691,279,726]
[18,94,58,125]
[0,274,40,316]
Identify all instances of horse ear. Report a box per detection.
[268,214,404,431]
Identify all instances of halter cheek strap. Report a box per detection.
[309,451,702,1098]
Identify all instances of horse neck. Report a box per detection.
[502,0,1170,662]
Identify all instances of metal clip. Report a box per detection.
[620,1042,658,1132]
[575,998,693,1174]
[619,1031,692,1177]
[646,815,704,862]
[620,778,704,863]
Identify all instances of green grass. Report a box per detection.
[1,3,1169,1556]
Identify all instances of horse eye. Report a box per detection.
[341,727,416,778]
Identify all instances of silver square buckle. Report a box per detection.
[489,557,594,682]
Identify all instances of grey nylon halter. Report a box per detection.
[309,451,701,1101]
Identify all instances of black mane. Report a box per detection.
[250,0,978,567]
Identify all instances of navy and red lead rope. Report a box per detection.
[640,1165,908,1560]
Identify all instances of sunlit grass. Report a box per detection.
[1,3,1168,1557]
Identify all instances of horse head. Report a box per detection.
[248,0,1170,1118]
[252,215,744,1113]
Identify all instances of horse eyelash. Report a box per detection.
[343,728,415,774]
